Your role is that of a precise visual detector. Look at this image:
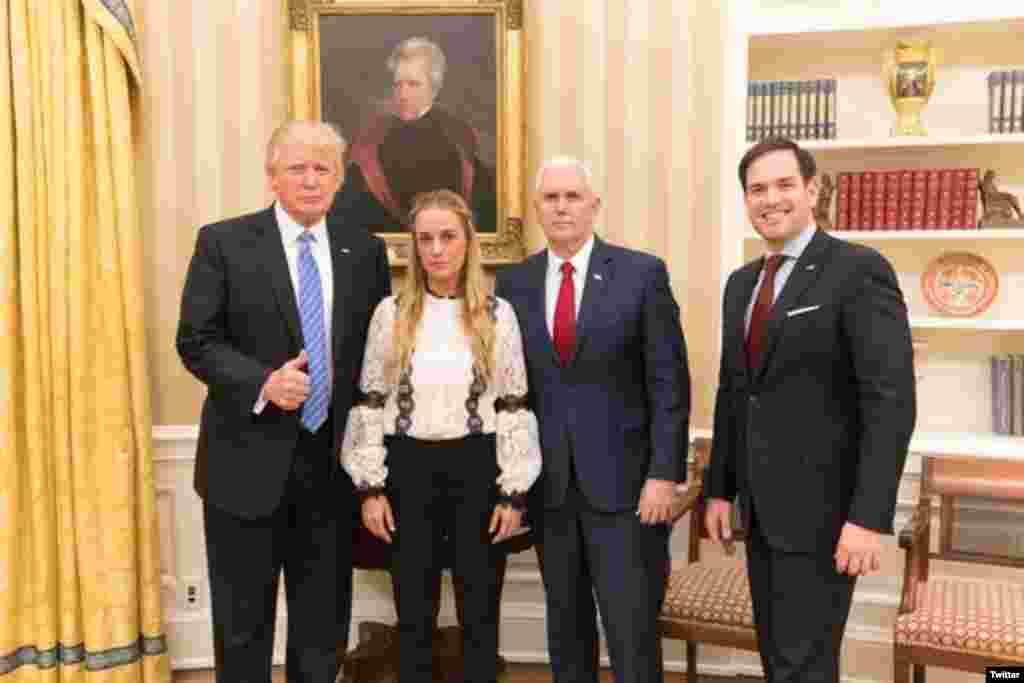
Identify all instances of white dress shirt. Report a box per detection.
[545,235,595,337]
[744,222,816,335]
[254,203,335,412]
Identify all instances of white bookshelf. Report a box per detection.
[717,2,1024,467]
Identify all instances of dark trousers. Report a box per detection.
[203,424,353,683]
[387,433,502,683]
[746,503,857,683]
[538,476,670,683]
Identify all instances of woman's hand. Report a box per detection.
[362,495,396,543]
[489,503,522,544]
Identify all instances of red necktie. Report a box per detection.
[746,254,785,371]
[553,261,576,366]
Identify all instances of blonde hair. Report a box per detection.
[265,120,347,175]
[391,190,496,383]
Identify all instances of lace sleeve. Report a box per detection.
[340,297,396,491]
[493,298,541,498]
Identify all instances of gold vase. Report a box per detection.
[883,40,939,136]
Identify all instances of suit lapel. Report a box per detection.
[261,206,303,349]
[572,238,612,364]
[729,262,761,382]
[755,229,832,381]
[326,217,355,354]
[527,251,562,368]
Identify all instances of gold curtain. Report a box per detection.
[0,0,168,680]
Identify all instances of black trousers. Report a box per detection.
[386,433,502,683]
[746,503,857,683]
[203,424,353,683]
[538,475,670,683]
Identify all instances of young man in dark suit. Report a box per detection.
[177,120,391,683]
[496,156,691,683]
[704,137,916,682]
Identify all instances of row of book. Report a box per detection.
[746,79,837,142]
[988,70,1024,134]
[992,355,1024,436]
[833,168,979,231]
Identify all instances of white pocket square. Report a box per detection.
[786,304,821,318]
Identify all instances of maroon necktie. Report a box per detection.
[553,261,576,365]
[746,254,785,371]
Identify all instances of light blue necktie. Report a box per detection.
[297,232,329,432]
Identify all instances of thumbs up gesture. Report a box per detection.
[263,350,311,411]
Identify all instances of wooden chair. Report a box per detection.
[895,454,1024,683]
[659,440,758,683]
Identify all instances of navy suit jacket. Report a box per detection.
[495,238,690,513]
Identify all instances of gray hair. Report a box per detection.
[265,120,347,174]
[387,36,446,94]
[534,156,595,193]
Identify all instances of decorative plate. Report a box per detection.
[921,252,998,317]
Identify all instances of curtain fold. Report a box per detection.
[0,0,168,680]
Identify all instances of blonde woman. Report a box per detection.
[342,190,540,683]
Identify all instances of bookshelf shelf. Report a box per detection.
[793,134,1024,152]
[910,318,1024,332]
[908,431,1024,460]
[690,428,1024,462]
[744,229,1024,242]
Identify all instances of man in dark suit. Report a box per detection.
[704,137,916,682]
[496,156,690,683]
[177,120,391,683]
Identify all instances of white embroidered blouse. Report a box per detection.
[340,293,542,498]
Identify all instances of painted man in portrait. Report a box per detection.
[332,36,497,232]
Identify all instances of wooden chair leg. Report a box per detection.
[913,664,925,683]
[893,650,910,683]
[686,641,697,683]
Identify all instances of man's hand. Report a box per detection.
[262,351,310,411]
[489,504,523,543]
[637,479,676,525]
[834,522,882,576]
[704,498,735,555]
[362,495,396,544]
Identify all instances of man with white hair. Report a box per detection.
[177,120,391,683]
[334,35,496,232]
[495,157,691,683]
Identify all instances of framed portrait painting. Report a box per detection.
[288,0,526,265]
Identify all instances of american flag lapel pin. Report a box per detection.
[594,273,603,281]
[341,247,351,254]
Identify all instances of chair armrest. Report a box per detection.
[670,481,703,524]
[898,504,930,614]
[898,505,928,550]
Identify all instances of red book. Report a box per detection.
[849,172,864,230]
[910,170,928,229]
[872,171,887,231]
[963,168,980,229]
[898,169,914,229]
[936,169,954,229]
[923,169,942,230]
[949,169,967,229]
[835,172,852,231]
[883,170,902,230]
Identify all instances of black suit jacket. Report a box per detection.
[177,205,392,519]
[705,229,916,552]
[495,238,691,512]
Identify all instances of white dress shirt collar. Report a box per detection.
[275,202,328,245]
[547,234,596,280]
[768,222,816,262]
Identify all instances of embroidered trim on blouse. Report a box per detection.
[395,366,414,435]
[495,394,528,413]
[496,492,528,511]
[358,390,388,409]
[465,366,487,434]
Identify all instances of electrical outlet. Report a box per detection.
[182,578,202,610]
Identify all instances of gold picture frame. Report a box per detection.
[288,0,526,265]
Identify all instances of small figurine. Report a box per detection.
[814,172,834,231]
[979,169,1024,227]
